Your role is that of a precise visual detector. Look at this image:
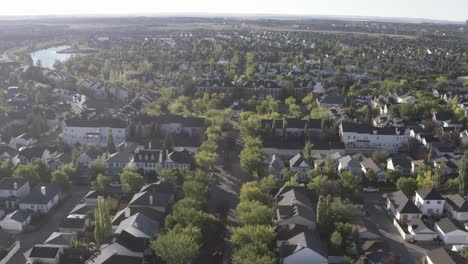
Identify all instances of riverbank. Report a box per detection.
[57,48,97,54]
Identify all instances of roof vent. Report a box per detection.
[13,182,18,190]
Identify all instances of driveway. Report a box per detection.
[363,192,428,264]
[9,186,89,263]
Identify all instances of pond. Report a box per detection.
[30,45,81,70]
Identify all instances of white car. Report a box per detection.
[363,187,379,192]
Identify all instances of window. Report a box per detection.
[437,201,441,204]
[426,201,430,204]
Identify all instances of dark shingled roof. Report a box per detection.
[427,247,465,264]
[417,188,444,200]
[444,194,468,213]
[64,117,127,128]
[341,122,406,135]
[261,118,322,130]
[28,246,60,258]
[0,177,28,190]
[60,217,86,229]
[387,190,422,214]
[20,183,61,205]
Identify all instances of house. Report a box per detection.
[339,122,409,154]
[267,154,285,181]
[61,117,127,147]
[77,148,106,167]
[19,183,62,214]
[407,218,437,241]
[318,94,345,109]
[164,148,193,170]
[289,153,312,181]
[337,155,362,176]
[261,118,322,138]
[9,133,37,149]
[275,188,316,229]
[83,187,123,205]
[69,203,97,218]
[112,206,166,227]
[128,189,172,214]
[0,209,31,232]
[115,213,160,240]
[386,190,422,223]
[44,232,77,248]
[278,230,328,264]
[131,149,163,173]
[0,177,30,210]
[134,115,205,138]
[58,215,88,234]
[434,217,468,244]
[87,242,143,264]
[195,78,236,93]
[426,247,465,264]
[444,194,468,222]
[360,158,386,182]
[24,245,62,264]
[414,188,445,216]
[460,130,468,147]
[106,151,132,176]
[15,146,50,164]
[387,156,412,176]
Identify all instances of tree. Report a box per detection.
[258,175,278,193]
[32,159,49,182]
[416,169,433,189]
[284,174,301,187]
[386,170,401,184]
[94,196,112,245]
[330,231,343,251]
[159,169,178,184]
[106,133,116,154]
[52,170,71,192]
[13,164,40,186]
[338,171,362,198]
[236,200,272,225]
[433,165,445,191]
[459,152,468,195]
[120,169,145,193]
[364,169,377,186]
[165,204,209,229]
[92,173,111,191]
[195,150,218,170]
[396,177,417,197]
[316,196,327,226]
[59,164,77,184]
[232,243,276,264]
[163,133,174,152]
[240,137,264,177]
[372,151,389,166]
[240,182,270,205]
[151,226,201,264]
[303,140,311,162]
[230,225,276,246]
[0,159,14,178]
[90,157,106,179]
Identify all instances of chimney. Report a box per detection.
[40,186,46,196]
[125,209,130,218]
[13,182,18,190]
[149,195,154,205]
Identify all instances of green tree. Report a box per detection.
[13,164,40,186]
[236,200,272,225]
[240,182,270,205]
[230,225,275,246]
[92,173,111,191]
[330,231,343,251]
[240,137,264,177]
[159,169,178,184]
[90,157,106,179]
[107,133,116,154]
[386,170,401,184]
[165,204,209,229]
[94,196,112,245]
[120,169,145,193]
[303,140,311,162]
[396,177,417,197]
[163,133,174,152]
[459,152,468,195]
[195,150,218,170]
[338,171,362,198]
[232,243,276,264]
[51,170,71,192]
[364,169,377,186]
[151,226,201,264]
[316,196,327,226]
[258,175,278,193]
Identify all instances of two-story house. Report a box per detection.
[386,190,422,223]
[443,194,468,222]
[414,188,445,216]
[289,153,312,182]
[0,178,30,210]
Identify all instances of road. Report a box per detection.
[363,192,430,264]
[9,186,89,264]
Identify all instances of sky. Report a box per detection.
[0,0,467,22]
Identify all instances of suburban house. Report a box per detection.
[360,158,386,182]
[387,156,413,176]
[414,188,445,216]
[278,230,328,264]
[0,209,31,232]
[444,194,468,222]
[88,242,143,264]
[318,94,345,109]
[19,183,62,214]
[9,133,37,149]
[131,149,163,173]
[267,154,285,181]
[242,79,282,98]
[434,217,468,244]
[0,177,30,210]
[289,153,313,181]
[58,215,88,234]
[339,122,409,154]
[406,218,437,241]
[337,155,362,176]
[260,118,322,138]
[77,148,106,167]
[425,247,465,264]
[105,151,132,176]
[14,146,50,164]
[44,232,77,249]
[386,190,422,223]
[163,148,193,170]
[24,245,62,264]
[275,188,316,229]
[60,117,127,147]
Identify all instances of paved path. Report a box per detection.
[9,186,89,264]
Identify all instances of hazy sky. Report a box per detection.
[1,0,467,21]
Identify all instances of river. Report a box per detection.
[30,45,81,70]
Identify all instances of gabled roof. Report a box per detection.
[60,216,86,229]
[106,152,133,164]
[416,188,444,200]
[115,213,160,239]
[139,181,175,194]
[289,153,311,168]
[279,231,327,259]
[69,203,97,215]
[261,118,321,130]
[338,155,361,169]
[91,242,143,264]
[427,247,465,264]
[444,194,468,213]
[44,232,77,246]
[4,209,31,223]
[320,94,345,105]
[436,218,464,234]
[20,183,61,205]
[387,190,421,214]
[27,246,60,259]
[129,191,171,210]
[166,147,192,164]
[0,177,28,190]
[112,206,166,226]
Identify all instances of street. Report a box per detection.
[363,192,433,264]
[9,186,89,264]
